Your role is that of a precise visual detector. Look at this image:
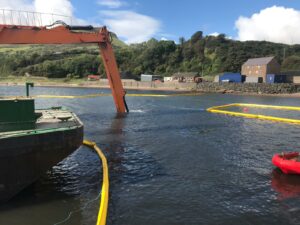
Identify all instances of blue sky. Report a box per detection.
[69,0,300,43]
[1,0,300,44]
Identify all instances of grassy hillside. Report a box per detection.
[0,31,300,79]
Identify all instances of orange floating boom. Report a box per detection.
[0,24,127,113]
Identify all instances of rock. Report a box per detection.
[217,89,227,93]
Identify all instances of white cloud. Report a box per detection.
[34,0,76,25]
[209,32,220,37]
[236,6,300,45]
[97,0,125,9]
[34,0,73,17]
[0,0,33,10]
[208,32,232,40]
[160,37,168,41]
[100,10,161,43]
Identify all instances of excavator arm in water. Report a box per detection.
[0,23,128,113]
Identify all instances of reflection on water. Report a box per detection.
[1,86,300,225]
[272,169,300,200]
[271,169,300,224]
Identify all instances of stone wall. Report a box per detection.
[195,83,300,94]
[119,80,300,94]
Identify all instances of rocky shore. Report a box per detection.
[195,83,300,94]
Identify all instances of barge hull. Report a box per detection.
[0,125,83,202]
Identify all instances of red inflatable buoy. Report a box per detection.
[272,152,300,174]
[243,107,249,113]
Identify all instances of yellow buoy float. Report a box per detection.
[207,103,300,125]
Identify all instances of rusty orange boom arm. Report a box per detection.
[0,24,128,113]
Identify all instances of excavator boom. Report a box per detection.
[0,24,128,113]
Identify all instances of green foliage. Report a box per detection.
[0,31,299,78]
[282,56,300,71]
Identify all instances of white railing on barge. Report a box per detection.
[0,9,73,26]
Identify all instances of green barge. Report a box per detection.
[0,98,83,202]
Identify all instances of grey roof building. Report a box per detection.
[243,57,274,66]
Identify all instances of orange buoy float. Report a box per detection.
[272,152,300,174]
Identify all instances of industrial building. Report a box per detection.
[140,74,163,82]
[241,57,281,83]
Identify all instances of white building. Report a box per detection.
[164,77,172,82]
[140,74,163,82]
[141,74,153,82]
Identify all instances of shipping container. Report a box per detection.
[141,74,153,82]
[278,74,287,83]
[286,75,293,83]
[242,75,246,82]
[266,74,275,83]
[266,74,287,83]
[219,73,242,83]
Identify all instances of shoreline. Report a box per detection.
[1,81,300,98]
[0,82,188,92]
